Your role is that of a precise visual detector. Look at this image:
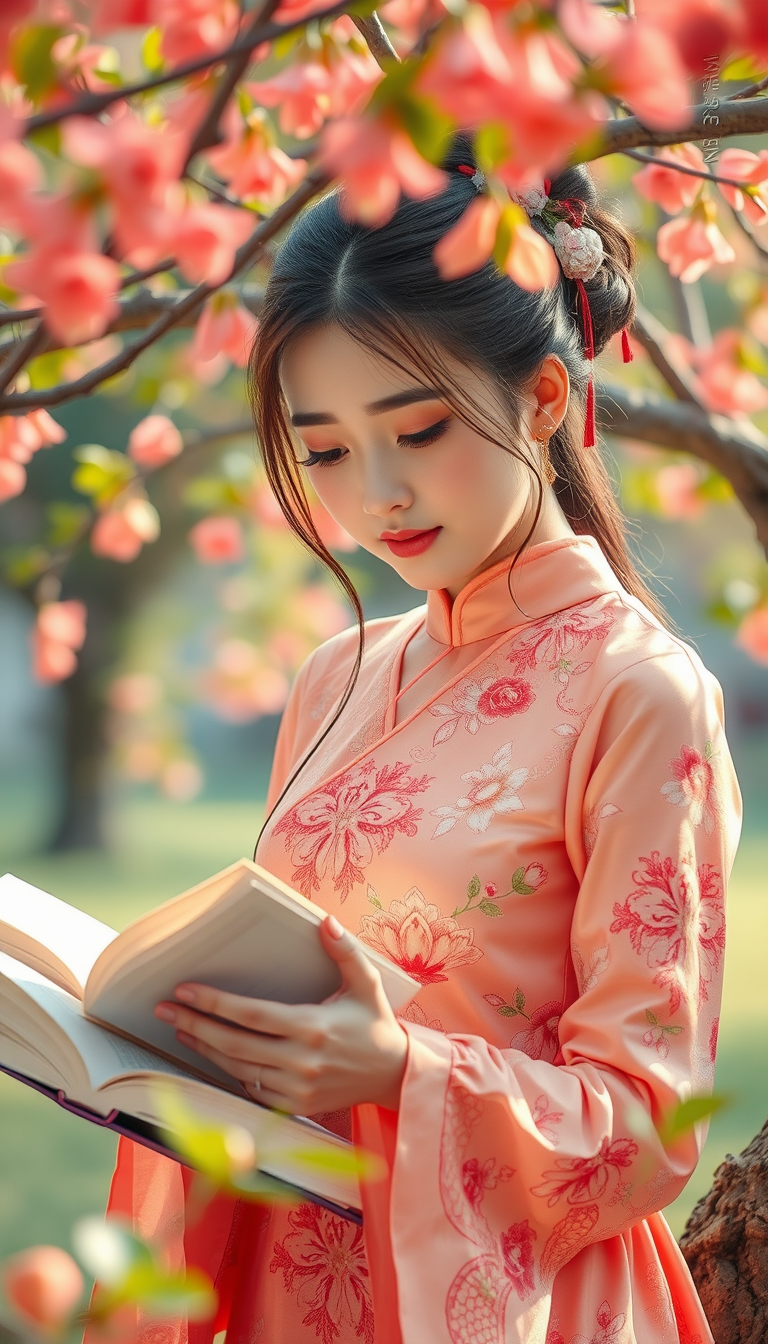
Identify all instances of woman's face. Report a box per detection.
[280,324,574,600]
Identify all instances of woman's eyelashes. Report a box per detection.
[397,415,452,449]
[299,416,452,468]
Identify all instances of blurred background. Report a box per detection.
[1,150,768,1257]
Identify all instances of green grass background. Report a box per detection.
[0,794,766,1259]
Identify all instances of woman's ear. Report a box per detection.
[531,355,570,436]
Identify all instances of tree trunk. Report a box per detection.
[680,1117,768,1343]
[47,596,116,851]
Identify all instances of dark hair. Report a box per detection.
[248,135,669,846]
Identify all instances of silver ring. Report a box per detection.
[252,1067,262,1092]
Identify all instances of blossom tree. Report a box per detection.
[1,0,768,850]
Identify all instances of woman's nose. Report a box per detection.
[359,452,414,518]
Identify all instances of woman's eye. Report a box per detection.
[300,447,347,468]
[398,416,452,449]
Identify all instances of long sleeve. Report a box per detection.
[356,645,743,1343]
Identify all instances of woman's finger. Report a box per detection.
[175,1030,299,1098]
[170,983,314,1037]
[158,1003,300,1067]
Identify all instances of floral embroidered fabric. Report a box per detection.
[93,534,743,1344]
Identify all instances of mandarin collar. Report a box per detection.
[424,534,624,647]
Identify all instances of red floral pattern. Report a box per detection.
[530,1137,638,1208]
[269,1203,373,1344]
[272,758,433,901]
[427,674,536,749]
[505,606,615,674]
[661,743,720,835]
[609,850,725,1014]
[358,884,482,984]
[509,1000,563,1063]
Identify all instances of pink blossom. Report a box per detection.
[735,606,768,666]
[740,0,768,59]
[272,0,337,21]
[716,147,768,227]
[203,640,289,720]
[291,584,350,639]
[654,463,705,519]
[128,415,184,469]
[171,202,254,286]
[191,294,256,368]
[416,6,513,127]
[6,246,121,346]
[1,1246,83,1332]
[635,0,742,78]
[31,601,87,684]
[206,105,306,205]
[433,197,500,280]
[89,0,151,30]
[632,143,705,215]
[251,480,290,529]
[161,758,204,800]
[37,601,87,649]
[505,215,560,290]
[656,204,736,283]
[0,138,43,231]
[693,328,768,415]
[189,515,245,564]
[108,672,161,714]
[591,19,691,131]
[0,458,26,502]
[321,116,446,227]
[250,65,335,139]
[0,410,65,465]
[91,499,160,562]
[154,0,240,64]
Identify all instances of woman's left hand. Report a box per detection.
[153,914,409,1114]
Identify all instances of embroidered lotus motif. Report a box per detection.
[431,742,529,836]
[661,743,720,835]
[358,885,483,984]
[272,758,433,901]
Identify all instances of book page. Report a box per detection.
[0,951,190,1102]
[0,874,116,998]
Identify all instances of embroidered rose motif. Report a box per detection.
[530,1137,638,1208]
[269,1202,373,1343]
[505,605,615,674]
[431,741,529,836]
[661,742,720,835]
[609,850,725,1014]
[461,1157,514,1212]
[272,758,433,901]
[428,674,535,749]
[359,885,482,984]
[510,1000,562,1063]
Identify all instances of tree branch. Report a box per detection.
[631,303,705,403]
[23,0,368,134]
[0,169,329,413]
[592,97,768,160]
[350,13,399,65]
[597,383,768,556]
[183,0,281,166]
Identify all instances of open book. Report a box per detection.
[0,859,420,1215]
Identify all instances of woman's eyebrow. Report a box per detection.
[289,388,443,428]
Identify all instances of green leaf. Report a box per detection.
[141,26,165,74]
[183,477,241,510]
[492,205,513,272]
[10,25,65,102]
[720,54,768,82]
[397,95,455,165]
[662,1024,684,1036]
[72,444,135,507]
[514,987,526,1013]
[466,874,481,899]
[26,122,62,157]
[46,502,91,548]
[27,349,72,391]
[3,546,49,587]
[510,866,526,890]
[474,122,510,174]
[478,900,502,917]
[645,1009,658,1025]
[498,1005,519,1017]
[658,1093,729,1145]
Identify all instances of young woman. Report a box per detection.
[100,142,743,1344]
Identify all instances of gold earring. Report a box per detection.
[534,431,557,486]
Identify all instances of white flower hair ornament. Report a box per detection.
[506,177,635,448]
